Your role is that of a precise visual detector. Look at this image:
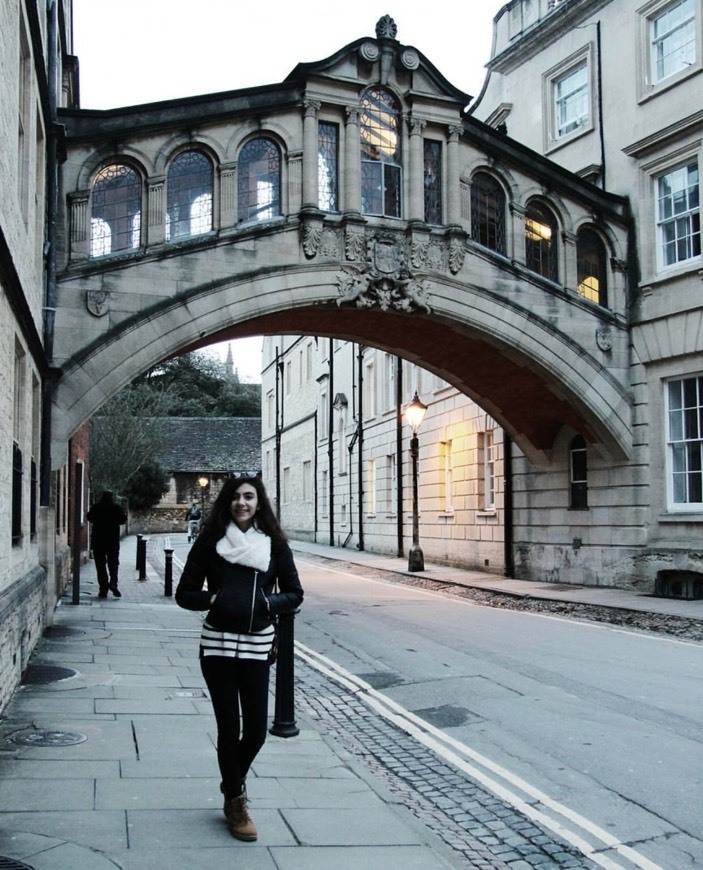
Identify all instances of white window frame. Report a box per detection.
[637,0,701,100]
[666,374,703,510]
[366,459,377,515]
[543,46,594,152]
[656,159,701,269]
[442,439,454,514]
[484,431,497,511]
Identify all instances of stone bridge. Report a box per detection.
[52,16,632,468]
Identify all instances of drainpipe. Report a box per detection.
[40,0,59,506]
[356,344,364,551]
[275,348,283,520]
[328,339,334,546]
[314,410,318,540]
[395,355,404,558]
[595,21,606,190]
[503,432,514,578]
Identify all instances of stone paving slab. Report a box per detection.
[269,844,459,869]
[0,777,95,811]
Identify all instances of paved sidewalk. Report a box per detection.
[0,537,463,870]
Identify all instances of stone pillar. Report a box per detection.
[344,105,361,215]
[219,163,238,227]
[147,177,165,246]
[408,117,426,222]
[68,190,90,260]
[446,124,462,227]
[562,230,577,291]
[302,99,321,210]
[510,202,527,267]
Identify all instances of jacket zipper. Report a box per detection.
[248,571,258,633]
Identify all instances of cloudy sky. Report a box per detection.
[71,0,503,379]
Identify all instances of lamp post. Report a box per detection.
[198,476,209,512]
[404,391,427,572]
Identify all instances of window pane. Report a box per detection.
[238,138,281,222]
[318,122,338,211]
[554,62,588,137]
[652,0,696,82]
[471,172,506,254]
[91,164,141,256]
[577,228,607,305]
[657,162,700,266]
[166,150,213,240]
[360,87,402,217]
[525,202,558,281]
[424,140,442,224]
[668,376,703,505]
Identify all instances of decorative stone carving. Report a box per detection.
[596,327,612,352]
[401,49,420,70]
[86,288,109,317]
[360,41,380,62]
[375,15,397,39]
[337,266,431,313]
[302,220,322,258]
[345,226,366,261]
[448,238,466,274]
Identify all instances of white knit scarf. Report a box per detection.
[215,522,271,571]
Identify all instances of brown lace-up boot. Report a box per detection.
[224,793,257,841]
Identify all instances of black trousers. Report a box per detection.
[200,655,270,798]
[93,546,120,593]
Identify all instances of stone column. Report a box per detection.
[562,230,577,291]
[446,124,462,227]
[147,177,165,246]
[408,117,426,222]
[302,99,321,210]
[344,105,361,215]
[510,202,527,267]
[68,190,90,260]
[219,163,238,227]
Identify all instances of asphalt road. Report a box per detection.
[292,555,703,870]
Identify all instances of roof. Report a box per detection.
[151,417,261,474]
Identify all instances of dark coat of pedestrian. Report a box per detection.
[87,491,127,598]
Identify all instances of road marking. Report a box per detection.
[296,641,663,870]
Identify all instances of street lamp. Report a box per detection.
[403,391,427,572]
[198,476,209,512]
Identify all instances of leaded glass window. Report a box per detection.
[424,139,442,224]
[577,228,608,306]
[569,435,588,510]
[318,122,338,212]
[471,172,506,254]
[360,87,402,217]
[667,375,703,506]
[91,163,141,257]
[166,150,213,240]
[238,137,281,223]
[657,161,700,267]
[525,201,558,281]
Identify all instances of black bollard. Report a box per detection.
[137,536,148,581]
[164,548,174,597]
[269,609,299,738]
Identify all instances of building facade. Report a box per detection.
[0,0,80,713]
[469,0,702,591]
[261,337,506,572]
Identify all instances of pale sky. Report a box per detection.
[71,0,503,380]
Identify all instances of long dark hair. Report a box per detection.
[199,476,287,551]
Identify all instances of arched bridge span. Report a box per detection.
[53,17,632,468]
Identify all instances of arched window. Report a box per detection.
[91,163,141,257]
[577,227,608,306]
[237,138,281,222]
[360,87,402,217]
[166,150,213,240]
[471,172,506,254]
[569,435,588,510]
[525,201,559,281]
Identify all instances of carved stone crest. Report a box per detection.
[596,327,612,352]
[86,288,109,317]
[369,234,403,275]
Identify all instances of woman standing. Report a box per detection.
[175,475,303,841]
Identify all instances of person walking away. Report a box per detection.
[87,491,128,598]
[186,502,202,541]
[175,475,303,841]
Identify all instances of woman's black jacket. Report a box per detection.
[175,534,304,634]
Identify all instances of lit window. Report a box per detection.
[667,376,703,507]
[651,0,696,83]
[525,201,559,281]
[238,138,281,222]
[318,122,338,211]
[657,162,700,267]
[553,62,589,138]
[360,87,402,217]
[91,164,141,256]
[166,150,213,240]
[577,228,608,306]
[471,172,506,254]
[569,435,588,510]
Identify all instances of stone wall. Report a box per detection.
[0,568,46,714]
[129,506,192,536]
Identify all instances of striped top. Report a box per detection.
[200,620,275,661]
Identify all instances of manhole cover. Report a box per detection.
[43,626,85,639]
[0,858,37,869]
[10,729,87,747]
[21,665,77,685]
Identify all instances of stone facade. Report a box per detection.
[472,0,703,590]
